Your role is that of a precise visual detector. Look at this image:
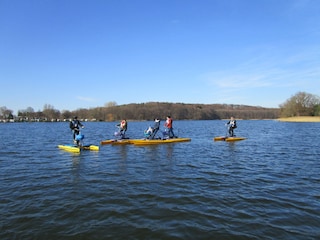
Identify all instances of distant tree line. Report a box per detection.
[2,92,319,122]
[87,102,279,121]
[1,102,279,122]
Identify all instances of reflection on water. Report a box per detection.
[165,144,174,159]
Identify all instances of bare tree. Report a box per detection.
[279,92,320,117]
[0,106,13,119]
[104,101,117,107]
[43,104,60,120]
[61,110,73,120]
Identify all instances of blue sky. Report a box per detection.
[1,0,319,114]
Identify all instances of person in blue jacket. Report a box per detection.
[149,118,160,139]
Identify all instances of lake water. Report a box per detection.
[1,120,319,239]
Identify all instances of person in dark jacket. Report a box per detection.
[226,116,237,137]
[69,116,84,142]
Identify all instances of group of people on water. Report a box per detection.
[69,115,177,144]
[144,116,176,140]
[69,115,237,144]
[118,116,176,140]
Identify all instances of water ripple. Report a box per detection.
[1,121,319,239]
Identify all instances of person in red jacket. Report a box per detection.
[117,119,128,139]
[164,116,176,138]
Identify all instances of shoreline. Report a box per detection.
[277,116,320,122]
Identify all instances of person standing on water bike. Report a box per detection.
[164,116,176,138]
[226,116,237,137]
[117,119,128,139]
[70,116,84,143]
[148,118,160,139]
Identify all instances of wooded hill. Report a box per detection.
[6,91,317,122]
[73,102,279,121]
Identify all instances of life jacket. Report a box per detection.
[153,120,160,130]
[230,120,237,128]
[70,119,81,130]
[165,118,172,128]
[73,120,79,128]
[70,120,79,129]
[120,120,127,129]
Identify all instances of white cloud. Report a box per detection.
[203,45,320,91]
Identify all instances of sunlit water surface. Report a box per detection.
[1,120,319,239]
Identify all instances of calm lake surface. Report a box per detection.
[1,120,319,239]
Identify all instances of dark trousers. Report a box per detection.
[168,128,175,138]
[73,128,80,140]
[149,128,159,139]
[228,127,235,137]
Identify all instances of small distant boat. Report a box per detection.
[58,144,99,153]
[131,138,191,145]
[214,136,246,142]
